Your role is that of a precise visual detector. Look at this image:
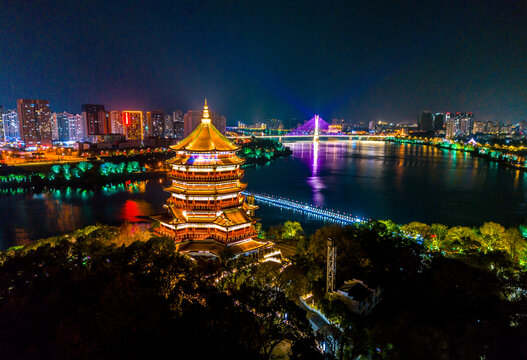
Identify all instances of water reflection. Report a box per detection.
[306,141,325,206]
[0,179,164,250]
[3,141,527,250]
[120,200,152,222]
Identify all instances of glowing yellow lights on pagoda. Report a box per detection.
[152,100,270,258]
[201,98,211,124]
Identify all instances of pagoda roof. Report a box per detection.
[242,201,258,211]
[151,205,188,225]
[171,100,238,152]
[150,213,174,224]
[213,208,253,226]
[168,205,187,223]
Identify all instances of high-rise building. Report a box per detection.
[17,99,52,147]
[2,109,19,140]
[267,118,284,130]
[122,111,144,141]
[472,121,486,134]
[445,112,458,139]
[146,111,153,138]
[51,112,59,141]
[152,100,268,257]
[183,105,226,136]
[0,106,4,142]
[81,104,107,136]
[418,111,434,131]
[519,121,527,135]
[109,111,123,134]
[151,109,165,138]
[173,110,184,139]
[455,113,473,136]
[164,114,174,138]
[486,121,498,134]
[70,114,83,141]
[445,112,474,139]
[433,113,445,132]
[53,112,72,141]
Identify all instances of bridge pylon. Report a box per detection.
[314,114,320,142]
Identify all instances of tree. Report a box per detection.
[480,222,506,252]
[267,224,284,240]
[503,228,527,262]
[401,222,430,239]
[445,226,480,253]
[282,221,304,240]
[378,219,400,235]
[427,223,449,251]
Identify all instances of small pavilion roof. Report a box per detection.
[177,238,271,257]
[213,208,253,227]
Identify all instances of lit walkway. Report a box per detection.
[242,191,367,225]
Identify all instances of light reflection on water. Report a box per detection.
[0,180,164,249]
[2,141,527,249]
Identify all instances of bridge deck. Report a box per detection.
[242,191,366,225]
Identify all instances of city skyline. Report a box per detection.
[1,1,526,125]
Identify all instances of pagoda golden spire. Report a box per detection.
[202,99,211,124]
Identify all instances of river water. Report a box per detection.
[1,140,527,249]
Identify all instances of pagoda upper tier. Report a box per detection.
[171,99,237,153]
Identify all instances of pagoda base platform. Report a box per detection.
[174,238,274,259]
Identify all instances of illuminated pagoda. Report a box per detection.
[153,100,270,257]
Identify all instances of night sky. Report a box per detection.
[1,0,526,125]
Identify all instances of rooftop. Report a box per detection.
[171,100,238,153]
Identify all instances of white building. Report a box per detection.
[336,279,382,316]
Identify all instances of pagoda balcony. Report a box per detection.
[167,182,247,192]
[167,196,243,210]
[168,169,243,182]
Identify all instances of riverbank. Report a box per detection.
[388,136,527,171]
[0,138,291,191]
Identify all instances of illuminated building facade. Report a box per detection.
[2,109,20,140]
[153,100,268,257]
[164,114,174,138]
[82,104,108,136]
[472,121,486,134]
[17,99,52,146]
[146,111,153,137]
[109,111,123,134]
[445,112,474,139]
[53,112,72,141]
[173,110,184,139]
[69,114,83,141]
[151,109,165,137]
[122,111,144,141]
[0,106,4,142]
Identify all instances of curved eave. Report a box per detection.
[169,146,239,153]
[166,157,244,166]
[164,185,246,195]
